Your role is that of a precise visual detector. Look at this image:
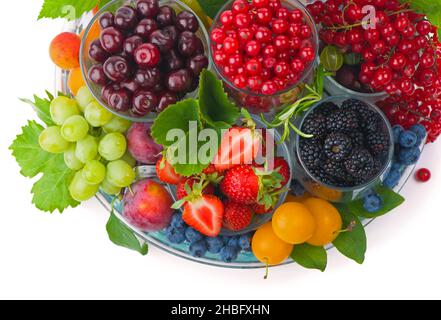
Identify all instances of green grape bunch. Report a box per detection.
[39,86,135,203]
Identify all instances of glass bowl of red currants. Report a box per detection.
[209,0,319,114]
[80,0,211,122]
[293,96,394,203]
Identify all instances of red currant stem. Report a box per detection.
[324,21,368,30]
[386,8,414,16]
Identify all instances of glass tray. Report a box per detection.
[57,12,421,269]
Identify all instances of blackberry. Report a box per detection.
[326,109,359,133]
[324,133,352,162]
[309,167,336,185]
[302,113,327,138]
[316,101,338,117]
[344,148,376,178]
[342,98,380,133]
[299,139,325,169]
[366,132,390,156]
[323,159,351,180]
[348,130,365,147]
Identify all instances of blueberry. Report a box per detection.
[398,147,421,165]
[238,234,252,251]
[185,227,204,243]
[206,237,224,254]
[291,180,305,197]
[189,240,207,258]
[220,245,239,263]
[226,236,239,248]
[165,226,186,244]
[170,213,185,228]
[398,131,417,148]
[409,124,427,143]
[383,169,401,188]
[391,162,403,172]
[363,193,383,213]
[392,125,404,143]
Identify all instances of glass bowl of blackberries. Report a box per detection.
[294,96,394,203]
[80,0,210,122]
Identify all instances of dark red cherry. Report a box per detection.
[123,35,143,56]
[176,11,199,32]
[166,69,193,93]
[187,54,208,76]
[134,43,160,68]
[162,50,184,72]
[156,6,176,27]
[109,89,131,112]
[115,6,138,30]
[156,91,178,112]
[103,56,132,82]
[135,18,158,39]
[149,29,175,53]
[134,68,161,88]
[132,90,158,116]
[120,78,140,92]
[178,31,203,57]
[88,64,108,85]
[89,39,110,62]
[136,0,159,18]
[100,27,124,53]
[99,12,114,29]
[101,83,121,104]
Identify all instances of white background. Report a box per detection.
[1,0,440,300]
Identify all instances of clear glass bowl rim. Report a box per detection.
[295,95,395,193]
[79,0,212,122]
[209,0,320,98]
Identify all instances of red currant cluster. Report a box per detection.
[210,0,316,95]
[309,0,441,142]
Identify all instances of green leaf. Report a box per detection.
[400,0,441,38]
[198,0,227,19]
[106,213,148,255]
[10,121,55,178]
[291,243,327,272]
[167,132,210,177]
[10,120,79,213]
[151,99,201,147]
[20,94,55,127]
[199,70,240,128]
[333,205,367,264]
[31,154,79,213]
[346,186,405,219]
[38,0,112,20]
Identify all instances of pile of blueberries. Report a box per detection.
[363,123,426,213]
[165,213,253,263]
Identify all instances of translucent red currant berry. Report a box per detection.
[261,81,278,94]
[389,53,407,70]
[235,13,251,28]
[364,28,380,44]
[290,9,303,23]
[255,27,272,43]
[228,54,243,68]
[416,20,432,36]
[420,52,435,69]
[394,16,410,32]
[416,168,431,182]
[263,44,276,57]
[274,61,290,78]
[291,59,305,73]
[245,58,263,76]
[291,37,301,50]
[263,57,276,69]
[276,8,289,19]
[232,0,249,14]
[245,40,261,57]
[299,25,312,39]
[232,74,247,88]
[223,37,239,54]
[253,0,269,8]
[345,4,362,23]
[238,28,253,43]
[272,19,289,34]
[211,28,225,43]
[274,35,290,52]
[268,0,282,11]
[220,10,234,27]
[256,8,273,25]
[401,25,416,39]
[247,75,263,92]
[299,47,315,63]
[213,50,227,66]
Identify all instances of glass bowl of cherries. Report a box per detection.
[209,0,319,114]
[80,0,210,122]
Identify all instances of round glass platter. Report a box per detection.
[56,13,422,269]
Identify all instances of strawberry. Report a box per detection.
[156,157,181,185]
[182,195,224,237]
[213,127,262,171]
[252,203,273,215]
[176,177,215,200]
[220,165,260,205]
[273,157,291,187]
[223,201,253,231]
[203,164,223,175]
